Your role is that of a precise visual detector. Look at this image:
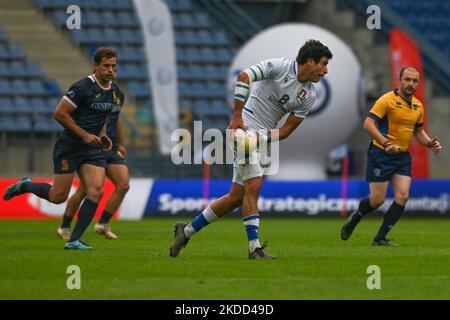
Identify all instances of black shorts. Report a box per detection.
[366,144,412,182]
[103,146,127,166]
[53,138,107,174]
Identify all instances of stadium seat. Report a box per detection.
[198,30,214,46]
[0,43,8,58]
[84,11,103,27]
[178,13,195,28]
[9,61,27,78]
[29,80,47,96]
[193,12,210,28]
[12,79,28,95]
[8,44,25,60]
[27,63,44,78]
[14,97,32,113]
[30,97,50,113]
[0,114,17,131]
[127,81,150,98]
[0,28,8,43]
[0,61,10,77]
[52,11,67,27]
[0,97,15,113]
[0,79,13,95]
[15,114,32,131]
[117,11,138,28]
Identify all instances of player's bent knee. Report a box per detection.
[395,194,409,205]
[50,193,68,204]
[370,197,385,209]
[116,183,130,194]
[86,187,104,202]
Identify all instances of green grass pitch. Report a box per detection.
[1,217,449,299]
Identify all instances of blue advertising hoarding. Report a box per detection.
[144,180,450,217]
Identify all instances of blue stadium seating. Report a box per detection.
[389,0,450,52]
[0,26,61,134]
[32,0,235,135]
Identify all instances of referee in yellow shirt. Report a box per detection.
[341,67,442,246]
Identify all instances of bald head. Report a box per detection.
[399,67,420,98]
[400,67,420,80]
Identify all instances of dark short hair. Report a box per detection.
[94,47,117,64]
[296,40,332,64]
[399,67,420,79]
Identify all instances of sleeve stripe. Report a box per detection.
[415,122,423,128]
[236,83,249,89]
[251,66,263,80]
[235,94,247,100]
[255,64,265,79]
[63,96,78,109]
[367,112,381,122]
[249,67,258,81]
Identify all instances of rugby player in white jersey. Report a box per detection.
[170,40,332,259]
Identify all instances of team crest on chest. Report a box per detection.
[297,89,308,102]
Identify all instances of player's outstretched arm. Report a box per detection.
[414,127,442,154]
[54,98,102,147]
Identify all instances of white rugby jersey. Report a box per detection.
[242,57,316,130]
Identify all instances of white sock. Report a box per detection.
[249,239,261,252]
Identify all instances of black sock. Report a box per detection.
[61,214,73,229]
[375,202,405,240]
[69,198,98,242]
[350,198,375,224]
[20,182,51,200]
[98,210,114,224]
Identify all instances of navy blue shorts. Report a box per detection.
[366,145,412,182]
[103,146,127,166]
[53,138,107,174]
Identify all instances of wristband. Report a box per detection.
[383,141,393,148]
[234,81,250,103]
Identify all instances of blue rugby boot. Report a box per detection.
[3,177,32,200]
[64,240,93,250]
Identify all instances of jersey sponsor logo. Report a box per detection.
[297,89,308,102]
[395,101,403,109]
[284,76,290,83]
[91,102,116,111]
[412,103,418,110]
[95,93,102,98]
[267,95,285,109]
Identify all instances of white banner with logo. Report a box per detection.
[133,0,178,154]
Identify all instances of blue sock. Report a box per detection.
[20,182,51,200]
[184,206,218,238]
[243,214,260,241]
[191,212,210,232]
